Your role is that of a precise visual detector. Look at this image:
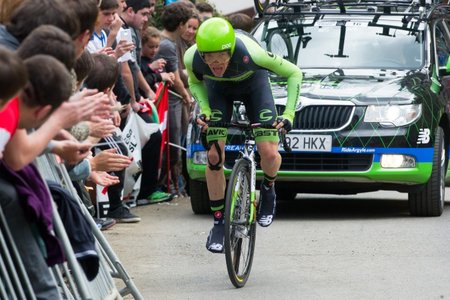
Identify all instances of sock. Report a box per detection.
[262,173,276,188]
[210,199,225,225]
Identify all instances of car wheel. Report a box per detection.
[189,180,210,214]
[408,126,446,216]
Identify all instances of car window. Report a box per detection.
[435,20,450,68]
[254,19,424,70]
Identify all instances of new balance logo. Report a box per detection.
[417,128,430,144]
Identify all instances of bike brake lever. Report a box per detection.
[279,129,292,153]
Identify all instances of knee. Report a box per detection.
[207,150,222,166]
[258,147,280,162]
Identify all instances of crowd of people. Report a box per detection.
[0,0,259,297]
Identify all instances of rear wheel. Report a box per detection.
[224,159,256,288]
[189,180,210,214]
[408,127,446,216]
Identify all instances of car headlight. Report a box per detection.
[364,104,422,127]
[193,151,207,165]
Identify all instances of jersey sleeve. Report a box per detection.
[241,35,303,123]
[184,45,211,117]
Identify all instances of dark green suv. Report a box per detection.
[186,0,450,216]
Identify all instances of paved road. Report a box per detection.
[104,190,450,300]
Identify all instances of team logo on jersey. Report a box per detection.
[243,55,249,64]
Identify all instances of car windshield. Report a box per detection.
[253,18,425,70]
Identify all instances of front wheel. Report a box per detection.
[408,126,446,216]
[224,159,256,288]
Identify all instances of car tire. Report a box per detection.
[408,126,446,217]
[189,180,210,214]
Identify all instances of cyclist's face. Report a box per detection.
[203,51,230,77]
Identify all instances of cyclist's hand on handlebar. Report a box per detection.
[274,116,292,133]
[196,114,210,129]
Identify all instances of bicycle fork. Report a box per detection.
[245,140,257,225]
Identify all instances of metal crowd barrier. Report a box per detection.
[0,206,36,300]
[35,153,144,299]
[0,153,144,300]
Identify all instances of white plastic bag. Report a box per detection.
[122,110,160,204]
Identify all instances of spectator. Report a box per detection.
[0,46,26,110]
[176,7,201,196]
[74,49,95,90]
[195,2,214,21]
[116,0,155,113]
[0,0,80,50]
[0,54,75,299]
[0,0,111,166]
[84,53,142,223]
[17,25,76,71]
[87,0,135,61]
[228,12,254,33]
[140,26,175,90]
[66,0,100,58]
[154,1,192,195]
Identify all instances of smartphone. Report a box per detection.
[120,28,132,43]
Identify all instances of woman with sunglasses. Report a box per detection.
[184,17,303,253]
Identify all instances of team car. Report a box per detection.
[186,0,450,216]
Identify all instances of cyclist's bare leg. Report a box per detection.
[205,140,227,253]
[256,140,280,227]
[257,141,281,176]
[205,140,226,200]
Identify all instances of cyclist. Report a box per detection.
[184,17,302,253]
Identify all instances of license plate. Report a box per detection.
[279,134,332,152]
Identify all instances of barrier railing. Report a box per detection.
[0,153,144,299]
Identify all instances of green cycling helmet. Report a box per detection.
[196,17,236,54]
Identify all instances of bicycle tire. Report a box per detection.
[267,29,294,63]
[224,158,256,288]
[254,0,269,16]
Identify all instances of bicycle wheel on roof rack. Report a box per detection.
[266,29,294,63]
[254,0,271,16]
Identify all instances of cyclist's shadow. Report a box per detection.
[275,193,450,220]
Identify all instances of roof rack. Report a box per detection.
[255,0,442,19]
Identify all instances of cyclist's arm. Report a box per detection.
[184,46,211,118]
[242,35,303,123]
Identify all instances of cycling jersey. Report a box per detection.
[184,32,302,123]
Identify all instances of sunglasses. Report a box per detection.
[202,51,231,64]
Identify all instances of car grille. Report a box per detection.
[224,152,373,171]
[277,105,354,130]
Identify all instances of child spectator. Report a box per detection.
[140,26,175,91]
